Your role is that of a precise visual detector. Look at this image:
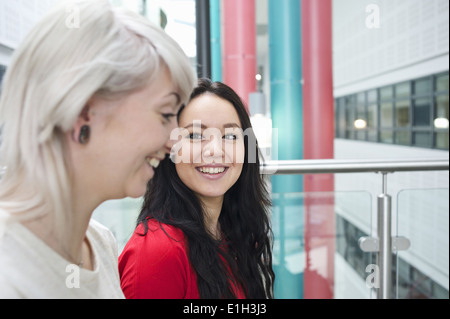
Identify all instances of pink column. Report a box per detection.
[302,0,335,299]
[222,0,256,111]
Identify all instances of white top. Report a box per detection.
[0,217,125,299]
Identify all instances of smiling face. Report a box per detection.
[175,93,245,202]
[73,66,182,200]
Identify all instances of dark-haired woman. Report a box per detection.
[119,79,275,299]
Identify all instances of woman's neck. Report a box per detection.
[21,193,98,270]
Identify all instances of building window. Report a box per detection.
[367,89,378,142]
[345,95,356,139]
[355,92,366,141]
[335,72,449,150]
[435,74,449,150]
[0,65,6,93]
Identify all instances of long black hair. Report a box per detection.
[137,78,275,299]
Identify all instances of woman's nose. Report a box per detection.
[165,124,184,156]
[203,135,223,159]
[164,139,174,156]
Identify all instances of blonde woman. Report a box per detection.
[0,0,196,298]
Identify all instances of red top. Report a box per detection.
[118,219,245,299]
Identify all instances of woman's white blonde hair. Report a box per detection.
[0,0,196,239]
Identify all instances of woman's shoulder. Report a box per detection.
[119,219,190,281]
[88,218,117,244]
[119,219,198,299]
[87,218,119,260]
[123,219,187,256]
[138,218,186,241]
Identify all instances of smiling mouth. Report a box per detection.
[196,166,228,175]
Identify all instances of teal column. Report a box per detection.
[210,0,222,81]
[268,0,304,299]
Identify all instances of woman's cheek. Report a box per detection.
[174,140,203,164]
[232,141,245,164]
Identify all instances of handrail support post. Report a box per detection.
[377,191,392,299]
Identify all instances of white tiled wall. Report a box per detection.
[333,0,449,97]
[0,0,59,49]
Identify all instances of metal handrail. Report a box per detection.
[260,157,449,299]
[260,158,449,175]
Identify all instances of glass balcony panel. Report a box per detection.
[396,188,449,299]
[272,191,373,299]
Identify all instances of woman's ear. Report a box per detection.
[79,103,90,122]
[72,103,91,144]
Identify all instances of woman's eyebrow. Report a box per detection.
[184,123,207,129]
[183,122,241,129]
[223,123,241,129]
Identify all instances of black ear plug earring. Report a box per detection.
[79,125,90,144]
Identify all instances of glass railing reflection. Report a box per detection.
[395,188,449,299]
[272,191,374,299]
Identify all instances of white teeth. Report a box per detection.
[146,157,160,169]
[198,167,226,174]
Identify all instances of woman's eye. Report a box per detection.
[162,113,177,123]
[224,134,237,140]
[189,132,203,140]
